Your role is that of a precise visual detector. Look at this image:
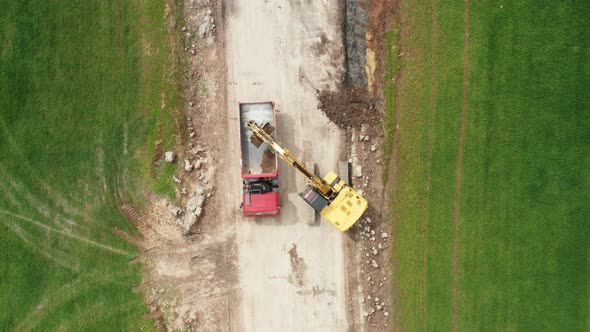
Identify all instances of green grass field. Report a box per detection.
[387,1,589,330]
[0,0,181,329]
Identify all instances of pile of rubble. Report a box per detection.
[355,216,390,322]
[163,116,216,234]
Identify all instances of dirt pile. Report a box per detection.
[317,86,380,129]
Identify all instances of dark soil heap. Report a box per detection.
[317,86,380,129]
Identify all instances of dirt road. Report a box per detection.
[223,1,349,330]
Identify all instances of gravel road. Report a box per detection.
[223,1,350,330]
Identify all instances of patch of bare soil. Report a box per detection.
[317,86,380,129]
[288,243,307,288]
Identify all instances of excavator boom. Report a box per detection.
[247,120,333,198]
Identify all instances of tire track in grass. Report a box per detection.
[421,0,438,329]
[0,209,130,256]
[453,0,470,330]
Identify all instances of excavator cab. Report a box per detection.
[299,186,329,211]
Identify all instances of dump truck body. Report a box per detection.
[239,102,280,217]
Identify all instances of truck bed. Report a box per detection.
[239,102,278,176]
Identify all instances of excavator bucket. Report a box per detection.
[249,121,275,148]
[250,135,264,148]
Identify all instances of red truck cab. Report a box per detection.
[239,102,280,217]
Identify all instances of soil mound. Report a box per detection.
[317,86,380,129]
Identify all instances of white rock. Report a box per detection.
[169,206,183,217]
[373,249,378,255]
[381,232,389,239]
[353,165,363,178]
[363,136,370,141]
[173,176,181,183]
[371,260,379,268]
[184,159,194,172]
[190,132,196,138]
[164,151,176,163]
[377,305,383,311]
[370,145,377,152]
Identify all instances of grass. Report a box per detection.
[0,0,183,329]
[387,0,589,330]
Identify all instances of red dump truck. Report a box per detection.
[239,102,280,217]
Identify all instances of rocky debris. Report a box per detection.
[381,232,388,239]
[198,9,215,40]
[190,132,196,138]
[173,176,181,184]
[184,159,194,172]
[170,206,184,217]
[165,151,177,163]
[371,260,379,268]
[189,101,194,107]
[370,144,377,152]
[181,188,188,195]
[177,188,207,233]
[363,136,370,142]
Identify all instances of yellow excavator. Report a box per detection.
[247,120,368,231]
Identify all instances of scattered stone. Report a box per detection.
[370,144,377,152]
[353,165,363,178]
[184,159,194,172]
[378,243,383,249]
[357,189,364,196]
[173,176,181,184]
[206,193,212,198]
[366,217,372,224]
[169,206,183,217]
[165,151,177,163]
[181,188,188,195]
[371,260,379,268]
[384,311,389,317]
[373,249,378,255]
[370,230,375,235]
[190,132,196,138]
[363,136,370,141]
[194,160,203,169]
[181,26,187,32]
[196,186,205,195]
[377,305,383,311]
[381,232,389,239]
[189,101,194,107]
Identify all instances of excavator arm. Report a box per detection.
[246,120,334,198]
